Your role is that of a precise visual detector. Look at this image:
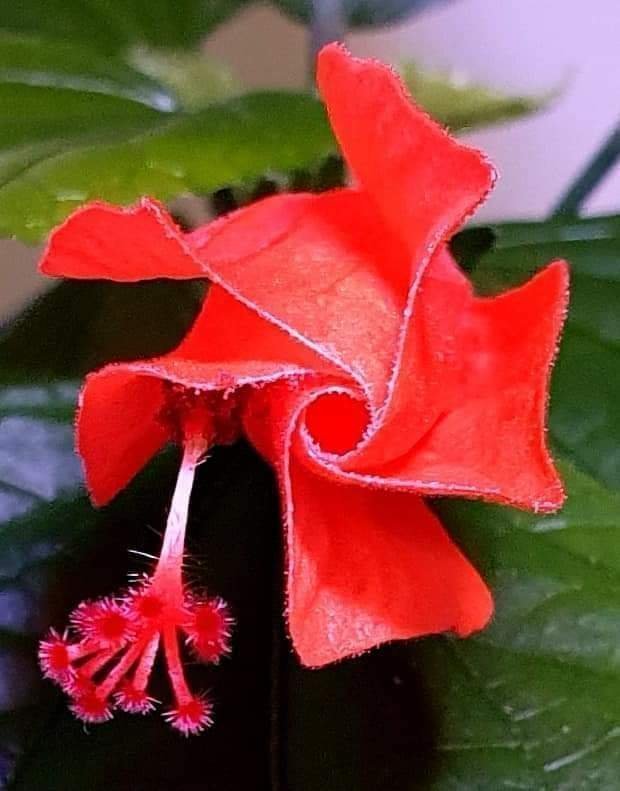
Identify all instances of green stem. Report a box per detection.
[553,121,620,217]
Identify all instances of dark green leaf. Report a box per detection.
[417,464,620,789]
[0,279,203,378]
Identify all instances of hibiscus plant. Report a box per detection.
[0,3,619,790]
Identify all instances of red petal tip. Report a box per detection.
[453,586,494,638]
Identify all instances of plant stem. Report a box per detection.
[553,121,620,217]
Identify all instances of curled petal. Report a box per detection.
[285,453,492,666]
[342,246,474,467]
[348,260,570,512]
[78,368,171,506]
[316,43,495,258]
[39,198,203,281]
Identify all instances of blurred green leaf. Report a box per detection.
[0,33,332,243]
[0,33,178,113]
[401,62,548,131]
[128,46,239,110]
[0,89,331,244]
[0,280,203,379]
[0,381,97,784]
[0,1,248,55]
[0,30,338,244]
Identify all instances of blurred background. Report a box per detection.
[1,0,619,317]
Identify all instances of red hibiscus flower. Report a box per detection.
[38,44,569,730]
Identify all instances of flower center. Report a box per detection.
[160,383,243,448]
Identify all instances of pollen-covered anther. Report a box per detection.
[184,598,233,663]
[70,597,136,647]
[164,694,214,736]
[38,629,74,683]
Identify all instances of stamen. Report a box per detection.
[39,412,233,734]
[78,644,123,678]
[115,633,160,714]
[163,624,192,708]
[159,384,243,449]
[96,636,152,700]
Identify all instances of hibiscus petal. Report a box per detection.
[192,189,410,407]
[316,43,495,258]
[39,198,203,281]
[78,368,170,506]
[349,260,569,512]
[286,453,492,666]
